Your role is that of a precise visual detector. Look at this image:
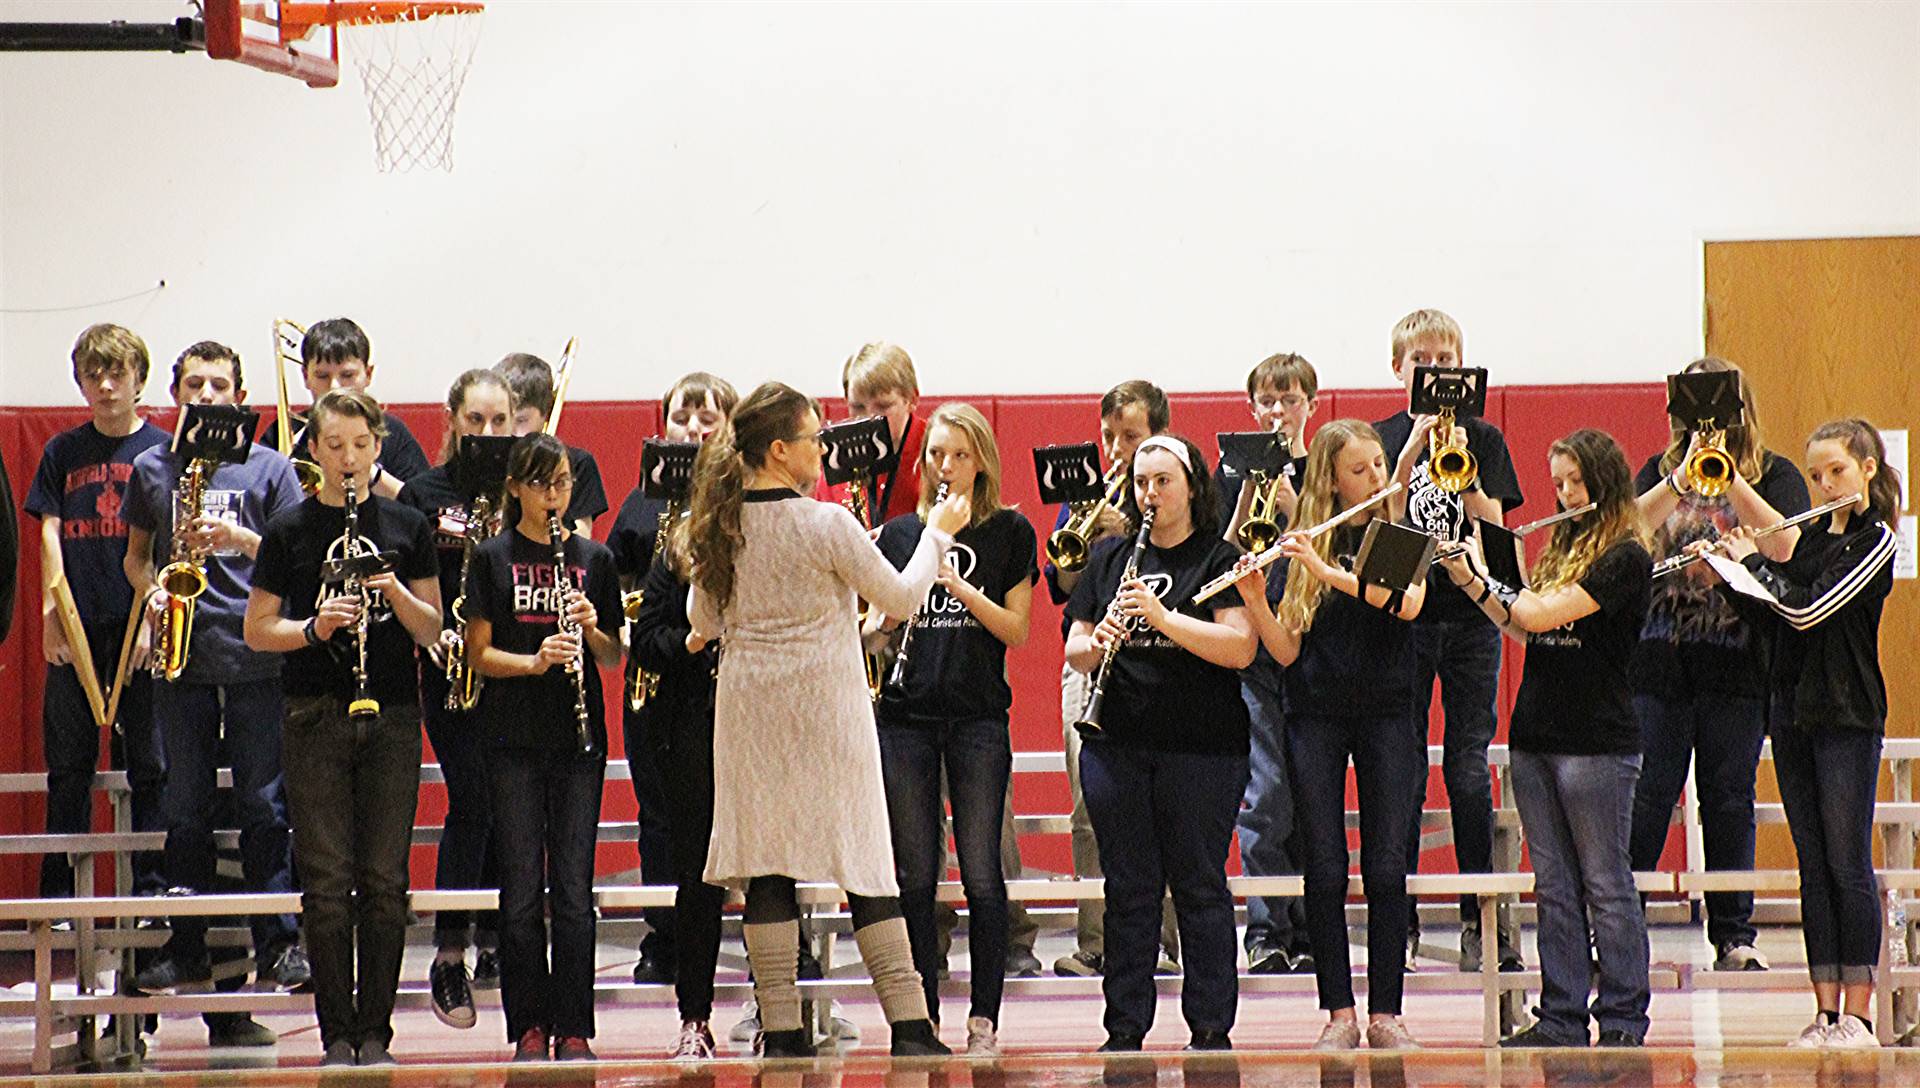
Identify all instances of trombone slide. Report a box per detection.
[48,577,109,728]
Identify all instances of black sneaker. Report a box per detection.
[1289,948,1317,975]
[472,947,502,989]
[796,944,824,982]
[1247,940,1291,975]
[1054,950,1103,977]
[632,947,675,985]
[208,1015,278,1047]
[1597,1029,1643,1047]
[1501,1024,1585,1048]
[1097,1032,1144,1052]
[266,944,312,992]
[430,959,477,1029]
[1460,924,1485,972]
[1005,946,1043,977]
[758,1028,815,1058]
[133,954,211,994]
[1498,932,1526,973]
[889,1018,951,1056]
[1186,1028,1232,1051]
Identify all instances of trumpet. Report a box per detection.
[624,499,681,712]
[272,318,322,495]
[1236,462,1295,553]
[1683,425,1735,498]
[1194,482,1403,605]
[1075,506,1155,736]
[1652,493,1860,578]
[342,479,381,722]
[1428,406,1477,493]
[548,511,596,755]
[1047,463,1128,572]
[886,482,949,694]
[444,494,497,712]
[153,459,214,682]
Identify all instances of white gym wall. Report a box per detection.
[2,0,1917,406]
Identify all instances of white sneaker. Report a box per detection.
[672,1020,716,1061]
[965,1016,999,1056]
[1827,1015,1880,1049]
[729,999,760,1042]
[1788,1019,1831,1048]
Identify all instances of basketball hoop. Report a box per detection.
[301,2,485,173]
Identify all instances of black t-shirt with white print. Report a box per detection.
[1374,410,1525,625]
[874,508,1039,724]
[1630,451,1809,699]
[1065,527,1250,756]
[1509,537,1653,755]
[251,494,439,706]
[1275,523,1418,721]
[467,526,621,752]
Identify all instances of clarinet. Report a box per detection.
[886,482,949,693]
[343,479,381,722]
[548,511,596,756]
[1074,505,1155,736]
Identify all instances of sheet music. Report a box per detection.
[1705,552,1778,604]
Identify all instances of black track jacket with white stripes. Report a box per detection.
[1727,509,1897,733]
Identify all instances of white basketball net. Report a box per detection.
[339,7,484,173]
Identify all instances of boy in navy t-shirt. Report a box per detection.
[25,324,170,899]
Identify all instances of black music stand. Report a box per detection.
[1355,520,1438,591]
[1032,442,1106,505]
[1409,366,1489,418]
[173,403,260,464]
[640,439,700,502]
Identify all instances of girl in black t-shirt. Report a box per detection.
[399,367,515,1028]
[1704,419,1899,1049]
[1233,419,1425,1052]
[1628,357,1808,971]
[465,433,623,1062]
[1440,428,1653,1047]
[1063,434,1256,1052]
[866,403,1036,1055]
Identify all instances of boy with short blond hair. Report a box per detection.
[839,343,927,528]
[1371,309,1525,971]
[26,324,171,899]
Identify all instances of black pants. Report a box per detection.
[41,620,164,898]
[420,666,499,948]
[623,704,679,963]
[281,694,421,1050]
[649,702,726,1022]
[1404,616,1501,926]
[491,745,606,1041]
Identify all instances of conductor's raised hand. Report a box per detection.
[927,489,972,536]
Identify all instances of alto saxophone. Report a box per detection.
[444,494,496,711]
[623,500,678,712]
[153,459,213,682]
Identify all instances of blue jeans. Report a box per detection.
[491,746,607,1041]
[1628,691,1766,950]
[878,714,1011,1025]
[1081,741,1246,1040]
[154,677,296,959]
[1290,713,1420,1014]
[1236,673,1307,954]
[1405,617,1501,925]
[420,666,498,949]
[1770,717,1883,984]
[1511,750,1649,1043]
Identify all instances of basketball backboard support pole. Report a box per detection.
[0,19,204,54]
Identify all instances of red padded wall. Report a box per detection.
[1,384,1679,898]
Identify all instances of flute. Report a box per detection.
[1192,482,1403,604]
[1652,493,1861,578]
[1430,502,1598,564]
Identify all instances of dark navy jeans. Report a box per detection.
[1628,691,1767,950]
[491,746,606,1041]
[1770,716,1883,984]
[1235,672,1308,956]
[1081,740,1247,1040]
[1404,616,1500,926]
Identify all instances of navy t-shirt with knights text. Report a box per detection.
[25,420,170,624]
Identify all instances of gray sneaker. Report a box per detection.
[1311,1020,1362,1051]
[1713,942,1770,971]
[1365,1019,1421,1050]
[320,1040,357,1067]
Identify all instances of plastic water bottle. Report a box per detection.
[1887,889,1908,967]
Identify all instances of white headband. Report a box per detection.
[1134,435,1193,473]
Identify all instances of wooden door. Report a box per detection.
[1704,236,1919,866]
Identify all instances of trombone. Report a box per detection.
[271,318,322,495]
[1047,463,1127,572]
[1651,493,1859,578]
[544,336,577,436]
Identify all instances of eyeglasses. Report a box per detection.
[524,476,574,492]
[791,431,826,448]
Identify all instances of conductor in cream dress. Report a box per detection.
[682,381,972,1058]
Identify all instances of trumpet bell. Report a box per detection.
[1430,442,1478,493]
[1236,517,1281,553]
[1685,445,1734,498]
[1045,530,1091,572]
